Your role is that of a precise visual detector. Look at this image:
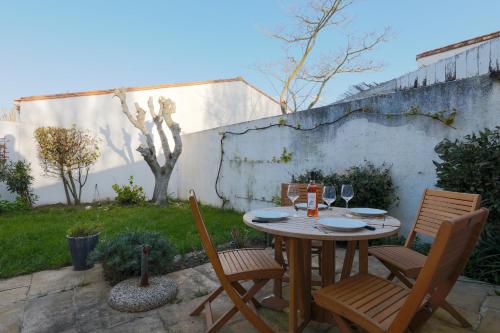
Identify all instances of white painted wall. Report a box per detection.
[6,79,280,205]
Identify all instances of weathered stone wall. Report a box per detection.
[342,36,500,102]
[175,74,500,235]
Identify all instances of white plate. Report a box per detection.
[253,210,290,220]
[318,218,367,232]
[350,208,388,216]
[295,203,328,210]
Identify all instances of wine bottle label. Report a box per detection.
[307,193,316,209]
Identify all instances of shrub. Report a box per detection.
[434,127,500,284]
[292,161,397,209]
[34,126,100,205]
[0,199,19,213]
[112,176,146,205]
[88,230,176,285]
[0,160,37,207]
[67,222,100,237]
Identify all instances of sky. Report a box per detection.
[0,0,499,109]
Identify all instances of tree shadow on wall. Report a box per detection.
[99,124,135,164]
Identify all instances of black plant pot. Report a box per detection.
[67,233,99,271]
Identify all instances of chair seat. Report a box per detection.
[314,274,411,333]
[218,248,283,282]
[368,245,426,278]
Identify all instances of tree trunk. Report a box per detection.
[60,169,72,205]
[152,168,173,205]
[114,90,182,206]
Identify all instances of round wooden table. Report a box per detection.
[243,207,401,333]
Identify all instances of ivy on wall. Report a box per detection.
[216,106,458,207]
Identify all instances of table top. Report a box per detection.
[243,207,401,241]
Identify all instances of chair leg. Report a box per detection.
[333,314,355,333]
[393,271,415,289]
[232,281,261,309]
[206,280,274,333]
[191,286,224,316]
[318,250,322,275]
[441,300,472,328]
[388,267,471,329]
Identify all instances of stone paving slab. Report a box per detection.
[0,302,24,333]
[28,265,103,298]
[0,248,499,333]
[0,275,31,292]
[0,287,28,307]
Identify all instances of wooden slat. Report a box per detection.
[425,189,477,201]
[422,201,472,214]
[424,194,476,206]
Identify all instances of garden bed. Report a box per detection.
[0,201,262,279]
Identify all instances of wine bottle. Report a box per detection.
[307,180,318,217]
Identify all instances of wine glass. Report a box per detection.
[287,184,300,216]
[323,185,336,210]
[341,184,354,215]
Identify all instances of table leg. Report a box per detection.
[288,238,298,332]
[312,240,335,322]
[358,240,368,274]
[341,241,357,280]
[299,239,311,322]
[261,236,288,311]
[320,240,335,286]
[287,238,310,333]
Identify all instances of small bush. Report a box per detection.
[112,176,146,205]
[88,230,176,285]
[292,161,397,209]
[67,222,100,237]
[434,127,500,284]
[0,160,37,207]
[0,199,19,213]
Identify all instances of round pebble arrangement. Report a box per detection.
[108,276,177,312]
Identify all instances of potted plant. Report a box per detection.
[67,222,100,270]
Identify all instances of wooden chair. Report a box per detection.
[314,208,489,333]
[368,188,481,327]
[188,190,283,333]
[276,183,324,272]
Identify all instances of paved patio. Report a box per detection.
[1,248,499,333]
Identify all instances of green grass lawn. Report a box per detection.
[0,201,257,279]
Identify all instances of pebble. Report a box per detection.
[108,276,177,312]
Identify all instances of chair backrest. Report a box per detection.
[281,183,324,206]
[388,207,489,333]
[405,188,481,247]
[188,190,227,281]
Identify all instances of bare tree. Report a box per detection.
[113,89,182,205]
[260,0,389,114]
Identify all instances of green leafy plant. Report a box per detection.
[230,227,249,249]
[271,195,281,206]
[67,222,100,237]
[292,161,398,210]
[272,147,293,163]
[88,230,176,285]
[0,160,37,208]
[0,199,19,213]
[112,176,146,205]
[434,127,500,284]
